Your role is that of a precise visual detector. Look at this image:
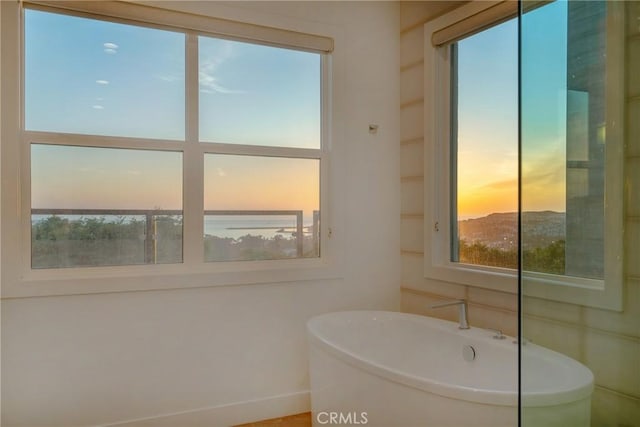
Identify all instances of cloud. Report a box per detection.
[103,42,119,54]
[198,41,245,95]
[92,105,104,109]
[199,72,245,94]
[96,80,109,85]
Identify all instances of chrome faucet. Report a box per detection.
[430,299,470,329]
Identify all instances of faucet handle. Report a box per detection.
[487,328,506,340]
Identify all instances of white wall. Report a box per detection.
[0,2,401,426]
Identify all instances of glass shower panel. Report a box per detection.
[521,1,638,426]
[521,0,605,280]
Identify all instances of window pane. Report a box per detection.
[199,37,321,148]
[452,19,518,268]
[25,9,185,140]
[31,145,183,268]
[521,0,606,279]
[204,154,319,261]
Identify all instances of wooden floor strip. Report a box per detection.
[234,412,311,427]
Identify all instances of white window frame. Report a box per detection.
[0,1,345,298]
[424,2,518,295]
[423,1,624,310]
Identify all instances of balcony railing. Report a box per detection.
[31,208,319,265]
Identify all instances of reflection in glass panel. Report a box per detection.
[451,19,518,269]
[199,36,321,148]
[520,2,627,426]
[521,0,605,279]
[203,154,319,261]
[25,9,185,140]
[31,144,183,268]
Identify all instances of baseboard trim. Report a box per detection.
[99,391,310,427]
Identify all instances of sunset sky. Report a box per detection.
[456,18,518,219]
[456,0,568,219]
[28,3,568,219]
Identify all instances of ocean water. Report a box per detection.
[32,214,316,240]
[204,215,313,240]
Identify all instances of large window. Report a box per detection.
[424,1,623,306]
[19,5,328,272]
[423,4,520,292]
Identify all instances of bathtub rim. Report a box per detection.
[307,310,594,408]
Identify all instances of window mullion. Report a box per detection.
[449,43,459,263]
[182,32,204,265]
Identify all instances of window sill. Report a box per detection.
[423,261,622,311]
[424,262,518,294]
[1,258,344,299]
[522,271,622,312]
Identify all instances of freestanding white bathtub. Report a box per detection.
[307,311,593,427]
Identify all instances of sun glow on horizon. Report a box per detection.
[204,154,319,215]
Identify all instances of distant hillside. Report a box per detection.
[521,211,566,249]
[458,211,565,250]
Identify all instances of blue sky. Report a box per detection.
[520,0,569,214]
[199,37,320,148]
[26,8,321,211]
[25,9,186,140]
[25,8,320,147]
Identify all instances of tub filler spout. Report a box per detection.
[430,299,470,329]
